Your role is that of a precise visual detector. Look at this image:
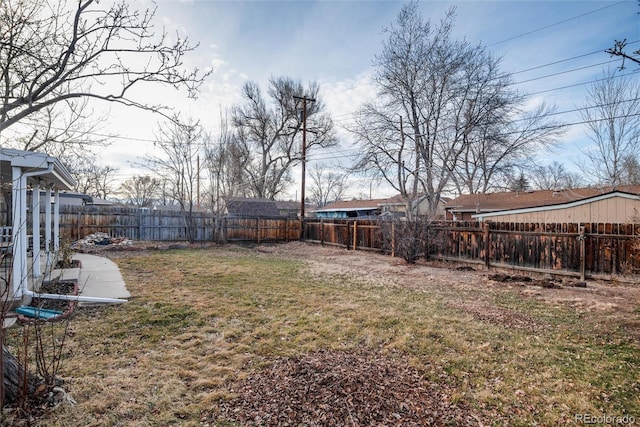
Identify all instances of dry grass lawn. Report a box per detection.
[4,242,640,426]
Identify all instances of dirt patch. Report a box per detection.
[286,243,637,303]
[219,348,483,426]
[450,301,547,333]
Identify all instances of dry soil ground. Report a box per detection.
[256,242,640,334]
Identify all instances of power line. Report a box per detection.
[3,2,636,170]
[487,0,628,47]
[528,69,640,96]
[329,64,640,127]
[509,40,640,77]
[513,59,622,86]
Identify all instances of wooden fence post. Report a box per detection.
[256,218,260,244]
[353,220,358,250]
[284,218,288,242]
[579,226,586,281]
[484,222,490,269]
[346,221,350,250]
[222,217,227,244]
[320,220,324,246]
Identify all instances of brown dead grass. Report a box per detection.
[4,241,639,426]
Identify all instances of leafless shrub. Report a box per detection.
[378,216,434,264]
[1,251,75,422]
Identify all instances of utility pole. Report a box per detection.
[293,95,315,237]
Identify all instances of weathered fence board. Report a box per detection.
[303,219,640,277]
[8,199,640,278]
[56,206,215,242]
[304,219,382,251]
[224,217,300,243]
[431,221,640,276]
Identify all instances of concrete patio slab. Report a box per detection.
[73,253,131,304]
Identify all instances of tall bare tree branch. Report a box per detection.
[0,0,211,133]
[578,67,640,186]
[231,77,337,199]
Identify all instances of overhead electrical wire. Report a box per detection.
[1,0,636,187]
[486,0,628,47]
[5,2,636,145]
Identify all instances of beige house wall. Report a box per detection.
[482,196,640,223]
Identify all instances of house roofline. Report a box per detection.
[312,207,380,213]
[472,191,640,221]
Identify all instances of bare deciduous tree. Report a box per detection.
[621,155,640,185]
[605,2,640,69]
[65,154,118,199]
[0,0,210,133]
[7,99,112,158]
[350,2,560,211]
[204,111,250,214]
[607,38,640,70]
[308,163,348,208]
[453,103,563,194]
[119,175,161,208]
[231,77,337,199]
[578,68,640,187]
[143,117,206,242]
[530,161,584,190]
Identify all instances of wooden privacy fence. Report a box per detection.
[432,221,640,278]
[57,206,214,241]
[303,219,640,278]
[54,206,301,244]
[222,217,300,243]
[27,204,640,278]
[303,219,382,251]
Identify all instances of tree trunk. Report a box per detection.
[2,345,42,406]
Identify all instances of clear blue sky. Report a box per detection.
[102,0,640,198]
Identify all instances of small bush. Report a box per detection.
[379,216,433,264]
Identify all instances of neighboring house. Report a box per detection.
[86,196,114,206]
[473,191,640,223]
[445,185,640,223]
[313,195,449,219]
[30,191,113,207]
[274,200,304,218]
[222,197,281,218]
[39,191,91,206]
[379,194,450,219]
[312,198,387,219]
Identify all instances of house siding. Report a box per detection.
[480,196,640,223]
